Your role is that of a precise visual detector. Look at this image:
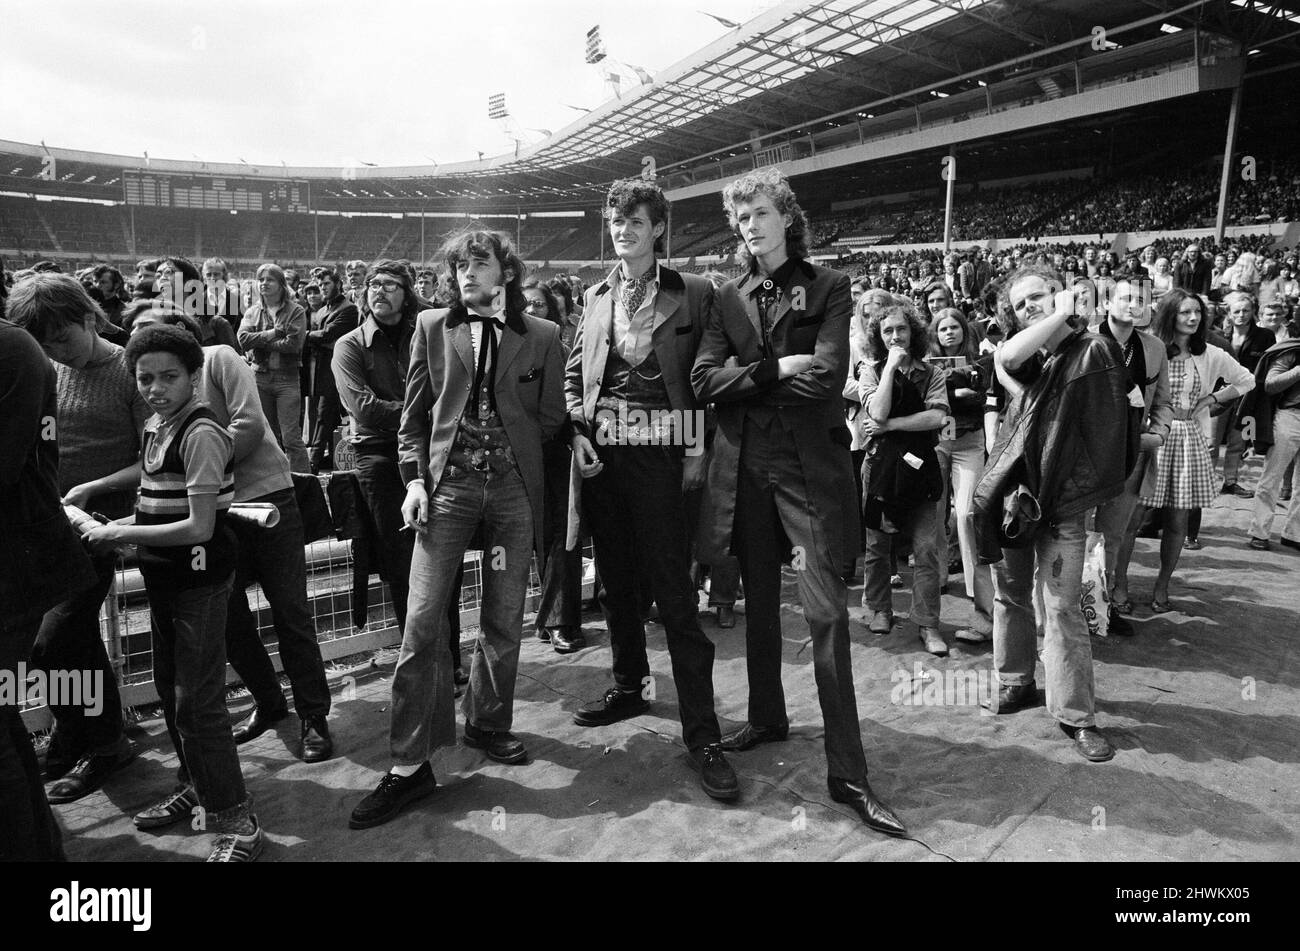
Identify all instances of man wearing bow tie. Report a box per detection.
[566,179,738,802]
[349,230,565,830]
[692,168,906,838]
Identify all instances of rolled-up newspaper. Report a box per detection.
[63,503,102,536]
[65,502,280,534]
[227,503,281,528]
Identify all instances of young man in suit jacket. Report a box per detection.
[691,168,906,837]
[1095,277,1173,636]
[566,178,738,802]
[350,230,565,830]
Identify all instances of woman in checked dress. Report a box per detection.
[1116,290,1254,612]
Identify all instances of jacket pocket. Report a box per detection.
[675,324,694,335]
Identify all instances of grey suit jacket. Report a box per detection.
[398,304,566,559]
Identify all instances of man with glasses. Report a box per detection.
[349,231,564,830]
[333,262,466,684]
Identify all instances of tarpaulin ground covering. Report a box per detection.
[58,496,1298,861]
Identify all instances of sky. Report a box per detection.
[1,0,774,169]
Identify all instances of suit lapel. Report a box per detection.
[583,290,614,399]
[451,322,475,378]
[494,322,523,382]
[736,271,764,339]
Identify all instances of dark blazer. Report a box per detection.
[397,304,566,560]
[563,263,713,546]
[1226,323,1276,376]
[690,258,859,566]
[306,297,359,396]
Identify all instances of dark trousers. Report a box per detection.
[0,619,64,861]
[734,414,868,781]
[355,452,461,661]
[308,388,343,467]
[150,576,247,813]
[583,444,720,753]
[224,487,330,719]
[30,553,124,756]
[536,439,582,630]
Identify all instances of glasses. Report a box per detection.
[523,300,549,311]
[367,279,401,292]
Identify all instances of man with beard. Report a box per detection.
[349,230,564,830]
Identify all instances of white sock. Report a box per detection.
[389,762,425,778]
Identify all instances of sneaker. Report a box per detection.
[134,785,200,830]
[573,686,650,727]
[954,628,991,644]
[919,626,948,656]
[889,574,904,589]
[206,819,266,862]
[349,763,437,830]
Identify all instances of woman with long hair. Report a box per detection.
[236,263,311,471]
[1112,290,1254,613]
[858,297,950,654]
[928,307,995,642]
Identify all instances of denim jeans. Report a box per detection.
[863,500,941,628]
[225,488,330,719]
[993,514,1097,728]
[1249,408,1300,541]
[735,414,868,781]
[583,444,721,753]
[389,466,533,766]
[257,370,311,473]
[354,452,461,655]
[30,552,125,755]
[150,575,247,814]
[0,618,64,861]
[936,429,994,633]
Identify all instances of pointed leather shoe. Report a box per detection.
[550,627,586,654]
[828,776,908,838]
[719,721,789,752]
[232,704,289,744]
[1063,724,1115,762]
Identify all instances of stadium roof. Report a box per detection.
[3,0,1298,211]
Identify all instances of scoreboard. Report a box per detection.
[123,172,310,212]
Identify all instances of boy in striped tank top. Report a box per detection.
[83,325,266,862]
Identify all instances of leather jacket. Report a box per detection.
[974,328,1134,561]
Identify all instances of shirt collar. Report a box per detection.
[613,260,659,293]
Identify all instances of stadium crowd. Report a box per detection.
[3,165,1299,863]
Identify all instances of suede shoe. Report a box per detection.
[690,743,740,802]
[982,680,1038,714]
[868,610,894,635]
[1063,724,1115,762]
[349,764,437,830]
[573,686,649,727]
[719,721,789,752]
[232,704,289,744]
[463,722,527,765]
[300,716,333,763]
[919,626,948,656]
